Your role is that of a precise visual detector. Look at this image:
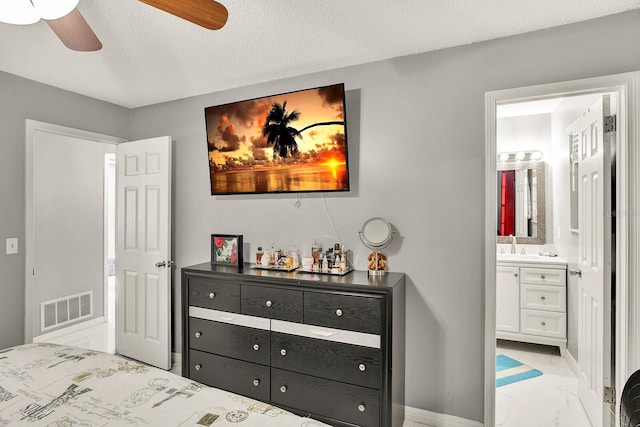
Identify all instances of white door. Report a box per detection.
[115,136,172,370]
[570,95,612,427]
[496,266,520,333]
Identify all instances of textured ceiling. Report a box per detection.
[1,0,639,108]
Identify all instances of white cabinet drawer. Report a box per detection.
[520,309,566,338]
[520,284,566,312]
[520,268,566,286]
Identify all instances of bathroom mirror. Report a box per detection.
[497,162,545,244]
[359,217,394,249]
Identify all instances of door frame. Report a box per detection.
[484,71,640,426]
[25,120,126,343]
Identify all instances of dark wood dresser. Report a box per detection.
[181,262,405,427]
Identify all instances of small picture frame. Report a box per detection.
[211,234,243,268]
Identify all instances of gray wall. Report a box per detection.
[130,11,640,422]
[2,9,640,424]
[0,71,130,348]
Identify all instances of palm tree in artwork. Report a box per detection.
[262,101,345,158]
[262,102,301,158]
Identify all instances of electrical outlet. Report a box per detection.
[6,238,18,255]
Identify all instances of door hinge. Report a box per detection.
[604,386,616,404]
[604,115,617,133]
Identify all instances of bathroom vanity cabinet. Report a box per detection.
[496,256,567,353]
[181,262,406,427]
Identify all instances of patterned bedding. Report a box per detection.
[0,343,329,426]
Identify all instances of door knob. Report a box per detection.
[569,268,582,278]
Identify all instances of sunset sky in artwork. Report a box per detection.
[205,84,347,171]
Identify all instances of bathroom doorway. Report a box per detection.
[484,72,640,427]
[494,92,612,426]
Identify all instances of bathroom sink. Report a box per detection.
[496,253,567,265]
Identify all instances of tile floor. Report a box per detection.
[496,340,592,427]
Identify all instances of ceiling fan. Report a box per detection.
[0,0,228,52]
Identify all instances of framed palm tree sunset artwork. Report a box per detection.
[204,83,350,195]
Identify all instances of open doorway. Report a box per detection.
[484,72,640,427]
[25,120,125,347]
[494,92,613,426]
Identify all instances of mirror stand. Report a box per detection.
[359,217,394,276]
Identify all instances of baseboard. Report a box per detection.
[405,406,483,427]
[33,316,106,343]
[564,348,579,378]
[171,352,182,375]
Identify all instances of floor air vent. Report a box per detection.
[41,291,93,331]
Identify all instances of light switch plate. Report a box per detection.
[6,238,18,255]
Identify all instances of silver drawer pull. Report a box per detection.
[280,385,287,393]
[266,300,273,307]
[540,296,546,301]
[280,349,287,356]
[253,344,260,351]
[359,363,366,372]
[541,321,546,326]
[194,332,202,338]
[514,273,518,277]
[335,308,343,317]
[540,275,546,280]
[253,379,260,387]
[194,364,202,371]
[358,404,366,412]
[310,329,333,338]
[209,292,215,299]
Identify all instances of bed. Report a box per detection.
[0,343,330,426]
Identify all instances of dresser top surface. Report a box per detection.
[183,262,405,291]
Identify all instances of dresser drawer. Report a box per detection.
[188,277,240,312]
[271,368,380,427]
[520,309,566,338]
[304,292,382,334]
[189,316,270,365]
[521,284,566,312]
[271,331,381,389]
[241,284,303,322]
[519,268,566,286]
[189,350,269,402]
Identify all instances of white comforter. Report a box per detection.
[0,343,329,426]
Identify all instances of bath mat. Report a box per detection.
[496,354,543,387]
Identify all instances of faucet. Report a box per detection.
[510,235,517,254]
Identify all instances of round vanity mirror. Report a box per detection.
[359,217,393,249]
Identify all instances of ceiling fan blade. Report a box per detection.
[138,0,228,30]
[46,9,102,52]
